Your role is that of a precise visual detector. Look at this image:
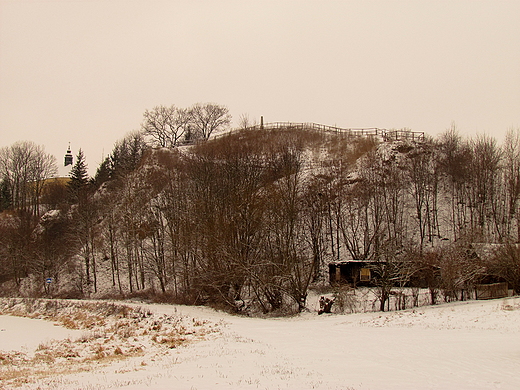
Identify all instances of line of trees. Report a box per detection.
[1,113,520,314]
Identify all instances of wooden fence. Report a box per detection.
[214,122,425,142]
[475,282,509,300]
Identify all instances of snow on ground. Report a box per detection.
[0,315,83,353]
[3,296,520,390]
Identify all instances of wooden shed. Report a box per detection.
[329,260,380,287]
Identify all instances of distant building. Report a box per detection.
[56,144,74,179]
[64,144,73,167]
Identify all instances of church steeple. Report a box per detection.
[64,143,73,167]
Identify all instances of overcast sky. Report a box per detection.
[1,0,519,175]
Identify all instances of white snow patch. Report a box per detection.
[0,315,82,353]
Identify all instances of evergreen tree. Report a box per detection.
[91,132,147,190]
[68,149,89,202]
[92,156,112,189]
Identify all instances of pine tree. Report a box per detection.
[68,149,89,202]
[92,156,112,189]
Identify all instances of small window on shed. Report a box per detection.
[360,268,371,281]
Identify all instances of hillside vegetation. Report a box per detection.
[1,125,520,314]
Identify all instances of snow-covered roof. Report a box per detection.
[329,259,381,265]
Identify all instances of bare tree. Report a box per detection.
[488,243,520,294]
[301,175,329,282]
[0,141,57,216]
[338,177,383,262]
[502,128,520,242]
[438,238,482,302]
[142,105,192,148]
[257,146,317,312]
[438,128,473,241]
[406,140,441,250]
[30,145,58,216]
[189,103,231,140]
[99,192,124,294]
[413,249,442,305]
[0,211,36,287]
[32,210,77,296]
[0,178,10,212]
[466,135,502,239]
[238,113,257,130]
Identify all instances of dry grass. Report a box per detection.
[0,298,219,388]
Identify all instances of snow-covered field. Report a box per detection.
[2,296,520,390]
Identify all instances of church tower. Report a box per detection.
[64,143,73,167]
[55,143,74,179]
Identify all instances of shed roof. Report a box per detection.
[329,259,382,266]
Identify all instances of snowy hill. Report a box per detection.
[2,125,519,318]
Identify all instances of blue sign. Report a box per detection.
[46,278,52,284]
